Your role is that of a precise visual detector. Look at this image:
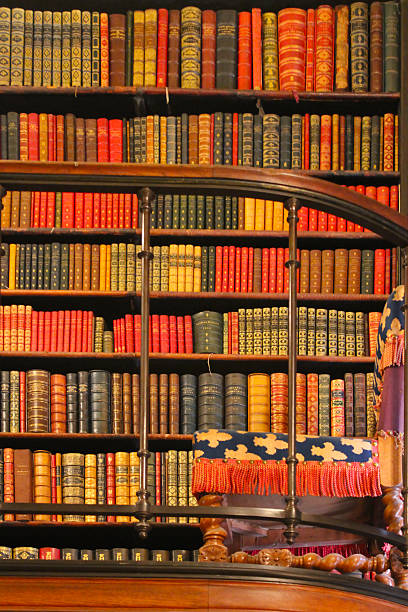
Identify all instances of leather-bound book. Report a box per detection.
[159,373,169,434]
[238,12,251,90]
[62,549,79,560]
[178,450,188,523]
[10,8,24,86]
[315,5,334,92]
[84,453,96,522]
[328,308,337,356]
[180,374,197,434]
[125,11,133,87]
[216,10,237,89]
[132,10,144,87]
[78,371,89,434]
[321,249,334,293]
[279,116,291,169]
[115,451,129,523]
[309,114,320,169]
[383,112,395,171]
[61,11,71,86]
[223,113,233,165]
[85,118,97,162]
[91,12,100,87]
[353,115,361,170]
[331,379,345,436]
[7,112,19,160]
[188,115,199,164]
[100,13,109,86]
[109,13,126,86]
[345,114,353,170]
[201,10,216,89]
[262,12,278,91]
[334,6,349,91]
[242,113,253,166]
[369,2,383,92]
[355,311,365,356]
[318,373,330,435]
[306,373,319,434]
[309,249,321,293]
[248,373,270,432]
[32,449,50,521]
[305,9,315,91]
[198,372,223,430]
[181,6,201,88]
[66,372,78,434]
[71,9,81,87]
[254,114,262,167]
[361,115,371,170]
[169,373,179,434]
[62,452,84,522]
[278,8,306,91]
[334,249,348,293]
[383,1,400,93]
[225,372,247,431]
[320,115,331,170]
[315,307,328,356]
[299,250,310,293]
[345,310,356,356]
[23,10,33,86]
[111,373,123,434]
[0,7,10,85]
[262,114,279,168]
[213,112,223,165]
[89,370,109,434]
[291,114,302,169]
[26,369,49,433]
[168,10,180,87]
[350,2,369,92]
[150,373,159,434]
[353,373,366,436]
[50,373,66,434]
[361,249,374,293]
[14,448,32,521]
[251,8,262,89]
[81,11,92,87]
[144,9,157,87]
[32,10,42,87]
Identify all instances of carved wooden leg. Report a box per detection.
[389,546,408,589]
[198,494,228,562]
[382,485,403,534]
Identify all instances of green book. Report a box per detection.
[179,195,188,229]
[231,197,238,229]
[164,195,172,229]
[224,196,232,229]
[383,1,400,92]
[201,246,208,292]
[172,195,180,229]
[24,243,31,290]
[37,244,44,290]
[125,10,133,86]
[318,373,331,436]
[214,196,224,229]
[205,196,214,229]
[207,246,215,292]
[196,195,205,229]
[31,243,38,290]
[188,195,196,229]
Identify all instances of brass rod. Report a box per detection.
[283,196,300,545]
[136,187,155,536]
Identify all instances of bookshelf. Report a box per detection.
[0,0,406,608]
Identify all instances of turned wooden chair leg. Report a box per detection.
[198,494,229,562]
[382,484,403,535]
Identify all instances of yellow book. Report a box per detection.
[24,305,32,351]
[8,243,16,289]
[168,244,178,292]
[160,116,167,164]
[395,115,399,172]
[264,200,273,231]
[1,191,11,227]
[177,244,186,292]
[133,10,144,86]
[332,114,339,171]
[144,9,157,86]
[17,304,24,351]
[248,373,270,432]
[129,452,139,522]
[283,209,289,231]
[254,199,265,230]
[99,244,106,291]
[115,451,130,523]
[185,244,194,292]
[193,246,201,292]
[106,245,111,291]
[85,453,97,523]
[146,115,154,163]
[244,197,255,230]
[273,200,284,230]
[39,113,48,162]
[71,9,82,86]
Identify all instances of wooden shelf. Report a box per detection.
[0,432,192,441]
[0,85,399,102]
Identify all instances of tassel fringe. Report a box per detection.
[193,459,381,498]
[374,333,405,418]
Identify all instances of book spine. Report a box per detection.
[350,2,369,92]
[181,6,201,88]
[278,8,306,91]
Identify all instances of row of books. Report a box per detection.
[0,242,395,296]
[1,111,399,171]
[0,547,198,562]
[113,308,382,357]
[0,4,399,93]
[1,187,400,231]
[0,369,375,437]
[0,449,198,524]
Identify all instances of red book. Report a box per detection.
[261,248,269,292]
[63,310,70,352]
[93,192,101,227]
[46,192,55,227]
[84,193,93,228]
[390,185,399,210]
[305,9,315,91]
[69,310,77,353]
[120,317,126,354]
[269,247,277,293]
[366,185,378,201]
[235,247,241,292]
[215,246,223,292]
[61,192,75,227]
[106,193,113,227]
[169,315,177,353]
[28,112,39,160]
[159,314,170,353]
[112,193,119,228]
[327,214,337,231]
[156,8,168,87]
[31,191,41,227]
[97,118,109,162]
[184,315,193,353]
[75,310,82,353]
[314,5,334,92]
[39,191,47,227]
[222,245,229,292]
[19,371,26,433]
[241,247,248,292]
[337,217,347,232]
[40,547,61,560]
[231,311,239,354]
[278,8,306,91]
[251,8,262,89]
[100,193,107,227]
[176,316,185,353]
[19,112,28,160]
[56,115,65,161]
[276,247,285,293]
[56,310,64,352]
[81,312,88,352]
[385,248,391,295]
[238,11,252,89]
[297,206,308,231]
[374,249,385,294]
[44,311,51,352]
[125,314,134,352]
[74,193,84,228]
[308,207,318,231]
[232,112,239,165]
[47,113,56,161]
[317,211,327,231]
[112,319,118,352]
[134,315,141,352]
[109,119,123,162]
[124,194,132,228]
[50,310,58,352]
[284,247,289,293]
[228,246,235,292]
[201,10,216,89]
[131,194,138,228]
[247,247,254,292]
[106,452,116,523]
[152,314,160,352]
[31,310,38,351]
[319,114,331,170]
[376,185,388,206]
[118,193,125,227]
[304,114,310,169]
[87,311,93,352]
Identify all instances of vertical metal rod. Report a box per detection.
[136,186,154,536]
[402,247,408,567]
[283,196,300,545]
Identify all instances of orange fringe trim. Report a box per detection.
[192,459,381,498]
[374,333,404,420]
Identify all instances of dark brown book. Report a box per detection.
[334,248,348,294]
[75,117,85,162]
[65,113,76,162]
[370,2,383,93]
[309,250,322,293]
[83,243,91,291]
[167,10,180,88]
[74,243,83,290]
[27,370,50,433]
[14,449,33,521]
[201,9,216,89]
[347,248,361,294]
[122,373,132,434]
[299,250,310,293]
[109,13,126,86]
[169,373,179,434]
[111,373,123,434]
[68,243,75,290]
[19,191,31,228]
[159,373,169,434]
[90,244,99,291]
[131,373,140,434]
[321,250,334,294]
[253,247,262,293]
[85,118,97,162]
[150,373,159,434]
